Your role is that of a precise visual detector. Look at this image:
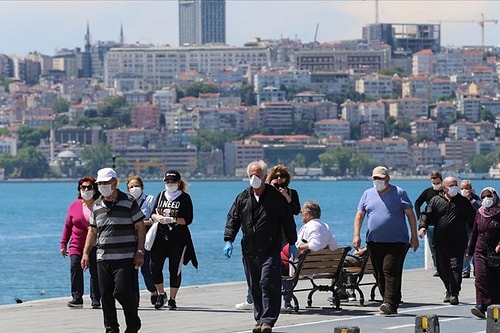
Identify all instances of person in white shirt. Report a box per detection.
[281,200,337,310]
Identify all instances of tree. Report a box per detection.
[468,154,493,173]
[16,125,49,149]
[240,83,256,106]
[184,81,219,98]
[379,67,406,77]
[51,97,70,114]
[79,144,113,176]
[319,147,377,176]
[13,146,49,178]
[191,130,240,152]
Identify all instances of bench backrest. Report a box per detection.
[300,246,351,277]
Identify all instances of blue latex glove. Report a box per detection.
[289,244,298,259]
[223,241,233,258]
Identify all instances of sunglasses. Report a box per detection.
[273,174,286,179]
[372,177,385,180]
[481,195,493,199]
[80,185,93,190]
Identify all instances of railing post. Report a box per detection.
[334,327,360,333]
[415,314,440,333]
[487,305,500,332]
[424,234,433,271]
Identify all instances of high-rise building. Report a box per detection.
[179,0,226,46]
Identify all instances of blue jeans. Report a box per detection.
[463,229,474,274]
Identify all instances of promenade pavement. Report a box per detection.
[0,269,490,333]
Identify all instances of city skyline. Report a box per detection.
[1,1,500,56]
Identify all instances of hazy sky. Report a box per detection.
[1,1,500,56]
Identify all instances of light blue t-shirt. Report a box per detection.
[357,185,413,243]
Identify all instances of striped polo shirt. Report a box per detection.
[90,189,145,261]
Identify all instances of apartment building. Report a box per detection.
[402,76,430,100]
[360,122,385,139]
[179,0,225,46]
[383,136,410,169]
[449,120,477,140]
[357,137,385,164]
[0,135,17,155]
[152,87,177,111]
[104,45,270,88]
[355,74,392,99]
[224,139,264,176]
[475,121,496,140]
[412,49,435,75]
[292,100,337,123]
[131,104,161,129]
[440,138,477,169]
[388,97,428,122]
[430,101,456,125]
[430,78,455,101]
[410,141,442,171]
[410,118,438,142]
[314,119,350,139]
[259,102,293,134]
[341,100,361,126]
[360,101,385,123]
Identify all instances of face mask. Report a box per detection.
[80,190,94,200]
[129,187,142,199]
[98,184,114,197]
[165,183,179,193]
[432,183,442,191]
[460,189,469,197]
[373,180,386,192]
[482,197,494,208]
[249,175,262,189]
[447,185,459,197]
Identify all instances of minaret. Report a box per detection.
[120,23,124,45]
[84,22,91,52]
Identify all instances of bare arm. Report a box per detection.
[405,207,419,251]
[134,221,146,268]
[81,226,97,269]
[353,210,365,250]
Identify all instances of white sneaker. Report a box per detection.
[235,300,253,310]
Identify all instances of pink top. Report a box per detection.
[60,199,92,256]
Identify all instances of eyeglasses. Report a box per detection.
[481,195,493,199]
[273,174,286,179]
[80,185,93,190]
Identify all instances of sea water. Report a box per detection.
[1,178,498,305]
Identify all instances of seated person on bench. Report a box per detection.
[281,200,338,310]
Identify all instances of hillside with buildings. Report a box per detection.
[1,1,500,179]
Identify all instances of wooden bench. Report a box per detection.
[282,246,351,312]
[341,253,378,306]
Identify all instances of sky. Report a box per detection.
[1,0,500,56]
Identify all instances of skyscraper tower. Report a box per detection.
[179,0,226,46]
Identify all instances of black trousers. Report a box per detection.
[435,243,464,297]
[70,247,100,302]
[243,254,282,327]
[97,259,140,333]
[367,242,409,307]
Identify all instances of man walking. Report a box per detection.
[419,176,475,305]
[223,160,297,333]
[82,168,146,333]
[353,166,419,315]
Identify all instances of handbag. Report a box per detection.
[486,249,500,268]
[145,221,158,251]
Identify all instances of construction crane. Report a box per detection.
[430,13,497,48]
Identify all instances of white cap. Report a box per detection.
[96,168,117,182]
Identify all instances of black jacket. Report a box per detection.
[414,187,442,219]
[419,193,475,247]
[224,184,297,257]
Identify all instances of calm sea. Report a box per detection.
[1,178,499,305]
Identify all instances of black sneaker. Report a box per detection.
[471,305,486,319]
[168,298,177,310]
[67,298,83,308]
[150,294,158,305]
[379,302,397,315]
[450,296,459,305]
[91,299,101,309]
[155,293,166,310]
[443,292,451,303]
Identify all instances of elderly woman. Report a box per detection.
[267,164,301,215]
[467,186,500,319]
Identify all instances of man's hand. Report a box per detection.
[418,228,427,239]
[134,252,144,269]
[81,253,90,270]
[289,244,298,259]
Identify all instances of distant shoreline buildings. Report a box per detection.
[1,1,500,179]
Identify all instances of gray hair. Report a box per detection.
[303,200,321,219]
[246,160,267,175]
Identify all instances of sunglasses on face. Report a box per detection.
[373,177,385,180]
[272,174,286,179]
[482,195,493,199]
[80,185,93,190]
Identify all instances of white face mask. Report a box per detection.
[373,179,386,192]
[129,186,142,199]
[432,183,442,191]
[447,185,459,197]
[249,175,262,189]
[460,189,469,197]
[98,184,114,197]
[482,197,494,208]
[80,190,94,201]
[165,183,179,193]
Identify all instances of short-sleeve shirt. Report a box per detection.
[90,189,145,261]
[357,185,413,243]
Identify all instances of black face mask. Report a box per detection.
[274,183,286,189]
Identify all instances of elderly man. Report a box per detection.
[82,168,146,333]
[353,166,419,315]
[223,160,297,333]
[419,176,475,305]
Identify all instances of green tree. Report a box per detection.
[240,83,256,106]
[16,125,49,149]
[468,154,493,173]
[13,146,49,178]
[51,97,70,114]
[191,130,240,152]
[184,81,219,98]
[79,144,113,175]
[379,67,406,77]
[319,147,377,176]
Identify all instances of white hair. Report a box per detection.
[246,160,267,175]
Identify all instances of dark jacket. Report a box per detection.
[414,187,442,219]
[467,211,500,257]
[420,193,475,247]
[224,184,297,257]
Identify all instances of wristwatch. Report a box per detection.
[136,249,145,255]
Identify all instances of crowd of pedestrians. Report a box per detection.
[59,164,500,332]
